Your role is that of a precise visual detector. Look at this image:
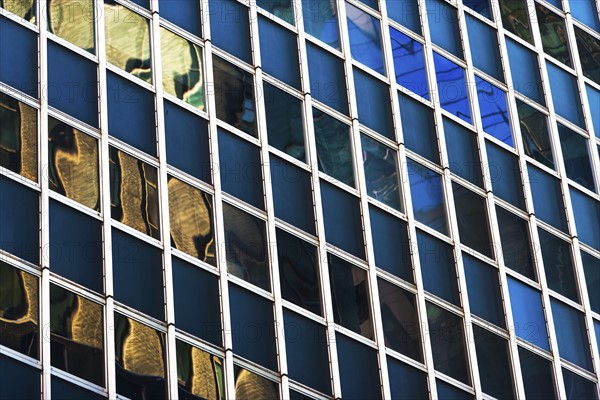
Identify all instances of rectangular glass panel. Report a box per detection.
[518,347,556,399]
[551,299,593,371]
[306,42,348,114]
[463,255,505,327]
[0,15,38,97]
[301,0,340,49]
[433,52,472,124]
[257,0,294,23]
[486,140,525,209]
[258,16,301,89]
[354,67,394,139]
[386,0,422,34]
[210,0,252,63]
[558,123,595,191]
[569,0,600,30]
[452,183,494,258]
[506,37,545,104]
[346,1,384,73]
[507,277,550,350]
[388,357,429,400]
[547,62,584,128]
[417,229,460,305]
[175,340,225,400]
[571,188,600,251]
[473,326,514,399]
[496,206,536,280]
[528,163,568,232]
[336,333,381,399]
[538,227,579,302]
[476,77,512,145]
[234,366,279,398]
[427,0,463,58]
[407,159,448,235]
[390,28,429,99]
[466,15,503,81]
[48,0,95,53]
[263,83,305,161]
[399,93,439,164]
[361,134,402,211]
[535,4,571,66]
[499,0,532,43]
[443,117,483,187]
[516,99,554,168]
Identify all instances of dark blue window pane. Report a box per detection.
[444,118,483,187]
[257,0,294,23]
[270,155,315,235]
[107,71,156,156]
[390,28,429,99]
[283,310,331,395]
[464,255,504,327]
[263,83,305,161]
[407,159,448,235]
[518,346,556,400]
[569,0,600,31]
[346,2,384,73]
[172,257,221,346]
[538,228,578,302]
[433,52,471,123]
[506,37,545,104]
[473,326,514,399]
[361,134,402,210]
[51,375,106,400]
[258,17,300,89]
[354,69,394,139]
[563,367,599,400]
[496,206,536,280]
[516,99,554,168]
[321,182,365,259]
[164,100,211,183]
[453,183,494,258]
[417,230,460,306]
[210,0,252,63]
[301,0,340,49]
[587,85,600,138]
[551,299,593,371]
[486,141,525,208]
[218,129,263,209]
[369,206,412,283]
[0,354,40,400]
[545,0,561,8]
[159,0,201,37]
[529,164,568,231]
[229,284,277,371]
[0,175,38,264]
[0,15,37,97]
[427,0,463,58]
[306,43,348,114]
[356,0,379,10]
[466,15,502,80]
[399,94,439,163]
[507,277,550,350]
[463,0,491,18]
[558,124,594,191]
[476,77,512,145]
[547,63,584,128]
[582,251,600,313]
[595,321,600,359]
[336,333,381,400]
[388,358,428,400]
[112,229,164,320]
[436,381,473,400]
[313,108,355,186]
[386,0,422,34]
[50,200,103,293]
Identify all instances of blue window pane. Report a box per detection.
[569,0,600,31]
[301,0,340,49]
[507,277,550,350]
[528,164,568,232]
[519,346,556,400]
[571,188,600,251]
[172,257,221,346]
[427,0,463,58]
[453,183,494,258]
[444,118,483,187]
[417,230,460,306]
[0,15,37,97]
[107,71,156,156]
[51,375,106,400]
[587,85,600,138]
[336,333,381,399]
[558,124,594,191]
[466,15,503,81]
[390,28,429,99]
[257,0,294,23]
[369,206,413,283]
[210,0,252,63]
[306,43,348,114]
[159,0,201,37]
[538,227,578,302]
[563,367,599,400]
[595,320,600,358]
[436,381,473,400]
[388,357,428,400]
[0,175,38,264]
[346,2,384,73]
[112,229,164,320]
[407,159,448,235]
[354,69,394,138]
[486,141,525,209]
[361,134,402,210]
[433,52,472,124]
[263,83,305,161]
[229,283,277,371]
[49,200,103,293]
[547,63,584,128]
[551,299,593,371]
[464,255,504,327]
[258,17,301,89]
[218,128,263,209]
[164,100,211,184]
[496,206,536,280]
[0,354,40,400]
[283,310,331,395]
[476,77,512,145]
[356,0,379,10]
[473,326,514,399]
[386,0,422,34]
[463,0,491,18]
[399,94,439,164]
[581,251,600,313]
[506,37,545,105]
[516,99,554,168]
[313,109,355,186]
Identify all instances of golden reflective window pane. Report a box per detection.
[175,340,225,400]
[0,92,38,182]
[109,147,160,239]
[234,366,278,400]
[1,0,36,23]
[104,1,152,83]
[48,116,100,211]
[160,27,204,110]
[47,0,95,53]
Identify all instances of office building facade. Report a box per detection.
[0,0,599,398]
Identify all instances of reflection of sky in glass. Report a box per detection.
[346,2,385,74]
[390,28,429,99]
[475,77,513,146]
[302,0,340,49]
[433,53,471,124]
[386,0,421,34]
[407,159,448,235]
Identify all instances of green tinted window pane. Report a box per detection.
[313,109,355,187]
[535,4,571,66]
[361,134,402,211]
[574,26,600,85]
[48,1,95,53]
[516,100,554,168]
[499,0,532,43]
[558,123,594,191]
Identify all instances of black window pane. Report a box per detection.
[175,340,225,400]
[516,99,553,168]
[51,375,107,400]
[538,228,578,302]
[436,380,474,400]
[400,94,438,163]
[388,357,428,400]
[496,206,535,280]
[558,123,595,191]
[581,251,600,313]
[0,354,40,400]
[0,15,37,97]
[336,333,381,400]
[258,16,300,88]
[464,255,505,328]
[444,117,483,187]
[417,230,460,306]
[210,0,252,63]
[452,183,494,258]
[473,325,514,399]
[518,346,556,400]
[563,367,599,400]
[264,83,305,161]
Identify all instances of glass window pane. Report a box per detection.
[528,163,567,231]
[222,203,270,291]
[386,0,422,34]
[496,206,536,280]
[0,261,38,358]
[0,92,38,182]
[516,99,554,168]
[277,228,321,315]
[50,284,104,386]
[547,62,584,128]
[407,159,448,235]
[369,205,412,282]
[507,276,550,350]
[506,37,545,104]
[499,0,532,43]
[264,83,305,161]
[417,229,460,306]
[229,284,277,371]
[234,366,278,399]
[361,134,402,210]
[587,85,600,138]
[436,381,474,400]
[535,4,571,66]
[175,340,225,400]
[464,255,505,328]
[434,52,472,124]
[444,117,483,187]
[538,227,578,302]
[390,28,429,99]
[427,0,463,58]
[168,177,215,265]
[574,26,600,82]
[473,326,514,399]
[159,0,201,37]
[257,0,294,23]
[306,43,348,114]
[463,0,491,19]
[378,278,422,361]
[114,312,167,399]
[518,346,556,400]
[329,254,374,339]
[0,15,37,97]
[426,301,470,384]
[399,93,439,163]
[109,147,160,239]
[476,77,512,145]
[104,2,151,83]
[160,27,204,109]
[346,2,384,73]
[48,1,95,52]
[558,124,594,191]
[258,16,300,88]
[48,116,99,210]
[0,354,40,400]
[112,229,164,320]
[581,251,600,313]
[209,0,252,63]
[301,0,340,49]
[336,333,381,399]
[0,0,36,21]
[466,15,503,81]
[51,375,107,400]
[486,140,525,209]
[551,299,593,371]
[452,183,494,258]
[313,108,355,186]
[569,0,600,31]
[388,357,428,400]
[563,367,599,400]
[354,68,394,138]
